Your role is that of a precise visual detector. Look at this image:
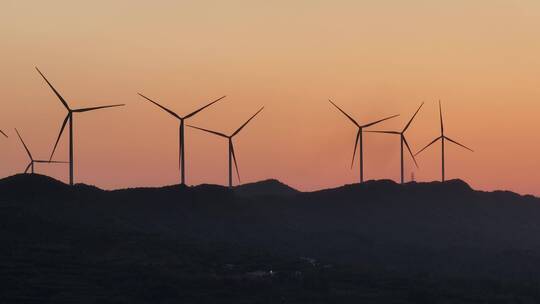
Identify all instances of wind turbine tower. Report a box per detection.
[415,101,473,182]
[14,128,67,174]
[189,107,264,188]
[367,102,424,184]
[138,93,226,185]
[36,67,124,185]
[329,99,399,183]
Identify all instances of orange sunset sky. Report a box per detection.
[1,1,539,195]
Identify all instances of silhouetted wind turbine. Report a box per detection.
[0,130,7,138]
[35,67,125,185]
[188,107,264,188]
[415,101,473,182]
[14,128,67,174]
[328,99,399,183]
[138,93,226,185]
[367,102,424,184]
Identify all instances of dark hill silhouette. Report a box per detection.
[233,178,300,197]
[0,173,480,198]
[0,173,69,193]
[2,174,540,303]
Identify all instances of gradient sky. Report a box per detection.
[1,1,540,195]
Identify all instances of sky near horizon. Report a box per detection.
[1,1,540,195]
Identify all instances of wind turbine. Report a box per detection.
[35,67,125,185]
[367,102,424,184]
[188,106,264,188]
[15,128,67,174]
[138,93,226,185]
[415,101,473,182]
[328,99,399,183]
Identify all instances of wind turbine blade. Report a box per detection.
[403,102,424,132]
[351,130,360,168]
[365,130,400,135]
[444,136,474,152]
[187,125,228,138]
[138,93,180,119]
[35,67,70,110]
[403,136,419,168]
[14,128,32,160]
[184,95,227,119]
[34,160,69,163]
[50,114,69,161]
[0,130,7,138]
[73,104,125,113]
[415,136,442,156]
[232,106,264,137]
[439,100,444,134]
[24,163,31,174]
[328,99,359,127]
[230,143,241,183]
[361,114,400,128]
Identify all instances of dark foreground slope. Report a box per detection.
[1,174,540,303]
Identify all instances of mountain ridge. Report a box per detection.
[0,173,532,200]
